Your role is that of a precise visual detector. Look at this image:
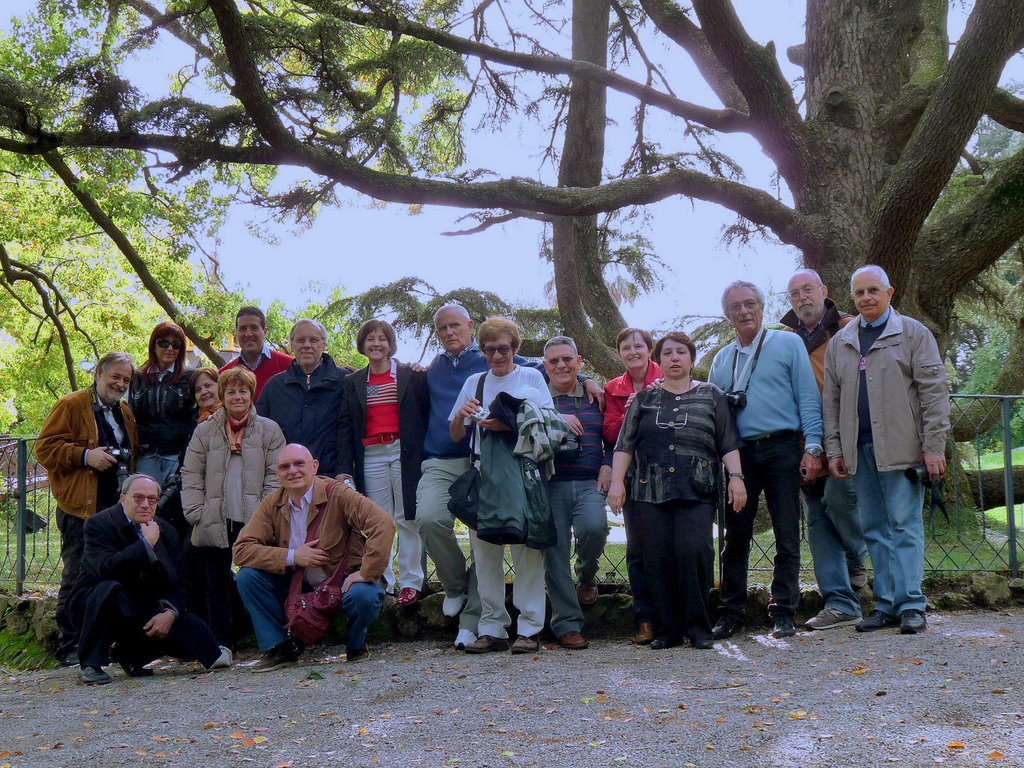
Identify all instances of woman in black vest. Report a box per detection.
[607,332,746,650]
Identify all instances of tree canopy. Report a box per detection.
[2,1,1024,408]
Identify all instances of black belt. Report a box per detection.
[742,429,798,445]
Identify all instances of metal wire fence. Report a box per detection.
[2,394,1020,596]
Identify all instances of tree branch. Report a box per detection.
[41,151,226,366]
[865,0,1024,287]
[0,244,78,388]
[986,88,1024,133]
[303,1,749,131]
[690,0,808,181]
[638,0,746,111]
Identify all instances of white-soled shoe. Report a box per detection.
[442,593,467,618]
[454,628,477,650]
[210,646,233,670]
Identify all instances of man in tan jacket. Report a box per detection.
[36,351,139,667]
[234,443,394,671]
[824,265,950,636]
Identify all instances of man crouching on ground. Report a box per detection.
[73,474,227,685]
[234,443,394,671]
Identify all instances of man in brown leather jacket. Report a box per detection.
[234,443,393,671]
[36,351,139,666]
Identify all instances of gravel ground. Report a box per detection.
[1,609,1022,768]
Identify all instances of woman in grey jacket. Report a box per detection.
[182,367,285,658]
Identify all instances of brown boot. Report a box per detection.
[630,622,655,645]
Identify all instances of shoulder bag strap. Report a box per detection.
[286,479,343,599]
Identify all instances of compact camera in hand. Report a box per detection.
[470,408,490,424]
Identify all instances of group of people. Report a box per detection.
[33,262,950,684]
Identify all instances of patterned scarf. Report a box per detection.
[225,411,250,453]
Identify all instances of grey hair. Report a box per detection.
[789,268,824,286]
[289,318,328,344]
[543,335,579,356]
[95,351,135,377]
[721,281,767,314]
[121,473,161,496]
[850,265,892,291]
[432,303,471,325]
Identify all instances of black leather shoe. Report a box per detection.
[900,609,927,634]
[79,666,112,686]
[856,609,899,633]
[111,644,153,678]
[691,637,714,650]
[650,637,680,650]
[712,616,745,640]
[345,647,370,663]
[58,651,79,668]
[771,614,796,639]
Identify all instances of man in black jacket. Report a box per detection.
[257,318,348,475]
[72,474,227,685]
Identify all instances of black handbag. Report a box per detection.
[447,373,486,530]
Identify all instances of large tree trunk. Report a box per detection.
[550,0,623,377]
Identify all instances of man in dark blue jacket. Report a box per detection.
[257,318,347,475]
[72,474,226,685]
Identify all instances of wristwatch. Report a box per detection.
[728,472,745,480]
[804,445,824,458]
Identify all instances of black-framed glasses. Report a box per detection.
[482,345,512,358]
[156,339,183,350]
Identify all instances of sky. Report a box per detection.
[1,2,1018,346]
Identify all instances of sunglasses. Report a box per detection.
[156,339,183,350]
[482,345,512,358]
[545,356,577,365]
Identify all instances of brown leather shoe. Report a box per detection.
[630,622,655,645]
[558,631,589,650]
[510,634,541,654]
[576,581,599,606]
[464,635,510,654]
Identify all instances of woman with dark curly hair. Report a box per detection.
[608,332,746,651]
[128,321,196,485]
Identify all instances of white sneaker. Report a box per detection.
[442,593,467,617]
[454,629,477,650]
[210,646,233,669]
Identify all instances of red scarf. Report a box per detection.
[225,411,249,453]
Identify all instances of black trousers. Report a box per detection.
[55,510,85,659]
[622,502,653,625]
[636,499,715,644]
[719,431,802,620]
[196,521,244,648]
[78,582,220,670]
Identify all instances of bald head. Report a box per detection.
[275,443,319,501]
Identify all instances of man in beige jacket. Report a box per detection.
[823,265,950,636]
[234,443,394,670]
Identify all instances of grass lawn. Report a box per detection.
[971,446,1024,470]
[981,504,1024,530]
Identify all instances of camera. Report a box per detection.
[107,446,132,492]
[725,390,747,410]
[904,466,929,484]
[156,473,181,515]
[470,407,490,423]
[556,434,580,458]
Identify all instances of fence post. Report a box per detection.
[15,438,28,596]
[1002,399,1019,576]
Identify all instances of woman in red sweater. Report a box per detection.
[602,327,662,645]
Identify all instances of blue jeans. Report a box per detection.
[236,567,385,651]
[802,475,866,616]
[851,444,927,616]
[543,479,610,636]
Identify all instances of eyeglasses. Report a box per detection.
[787,285,823,300]
[545,356,576,365]
[277,459,310,471]
[726,300,760,314]
[156,339,183,350]
[482,345,512,358]
[131,493,159,506]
